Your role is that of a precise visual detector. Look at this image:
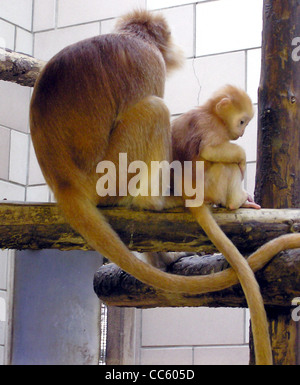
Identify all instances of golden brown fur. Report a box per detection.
[172,85,257,209]
[30,11,300,365]
[172,86,272,364]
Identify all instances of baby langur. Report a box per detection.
[173,85,260,210]
[172,85,270,365]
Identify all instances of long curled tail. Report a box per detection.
[59,187,300,364]
[189,205,272,365]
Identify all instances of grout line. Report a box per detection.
[31,0,35,32]
[55,0,59,29]
[0,17,32,33]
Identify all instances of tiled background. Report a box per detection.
[0,0,263,364]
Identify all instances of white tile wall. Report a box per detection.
[194,346,249,365]
[147,0,199,10]
[0,250,8,290]
[0,0,33,31]
[141,347,193,365]
[154,5,194,58]
[165,51,246,115]
[247,48,262,103]
[236,106,258,162]
[142,308,245,346]
[0,81,31,133]
[0,249,14,366]
[192,51,246,105]
[0,180,26,201]
[28,141,46,186]
[245,162,257,198]
[34,23,100,60]
[245,309,250,343]
[100,19,117,35]
[0,20,15,50]
[196,0,263,56]
[9,130,29,185]
[26,185,50,202]
[0,346,3,364]
[0,126,10,180]
[165,59,200,115]
[16,28,33,56]
[57,0,146,28]
[0,294,6,347]
[0,296,6,322]
[0,292,5,364]
[33,0,56,32]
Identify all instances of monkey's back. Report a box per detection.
[30,33,167,189]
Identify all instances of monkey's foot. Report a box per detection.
[243,193,261,209]
[241,201,261,210]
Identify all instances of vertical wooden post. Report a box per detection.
[255,0,300,208]
[106,307,140,365]
[254,0,300,365]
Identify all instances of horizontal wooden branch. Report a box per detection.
[1,202,300,253]
[94,248,300,309]
[2,202,300,309]
[0,48,45,87]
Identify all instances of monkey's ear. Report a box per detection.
[216,97,231,114]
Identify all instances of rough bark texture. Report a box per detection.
[0,48,45,87]
[253,0,300,365]
[1,202,300,252]
[255,0,300,208]
[94,249,300,308]
[0,202,91,251]
[250,308,299,366]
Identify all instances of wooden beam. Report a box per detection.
[93,248,300,308]
[1,202,300,252]
[0,48,45,87]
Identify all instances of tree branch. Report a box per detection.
[0,48,45,87]
[1,202,300,253]
[93,248,300,308]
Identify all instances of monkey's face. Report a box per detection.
[216,95,254,141]
[229,112,253,140]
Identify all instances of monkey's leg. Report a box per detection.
[226,166,261,210]
[134,251,187,270]
[101,95,172,210]
[226,165,259,210]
